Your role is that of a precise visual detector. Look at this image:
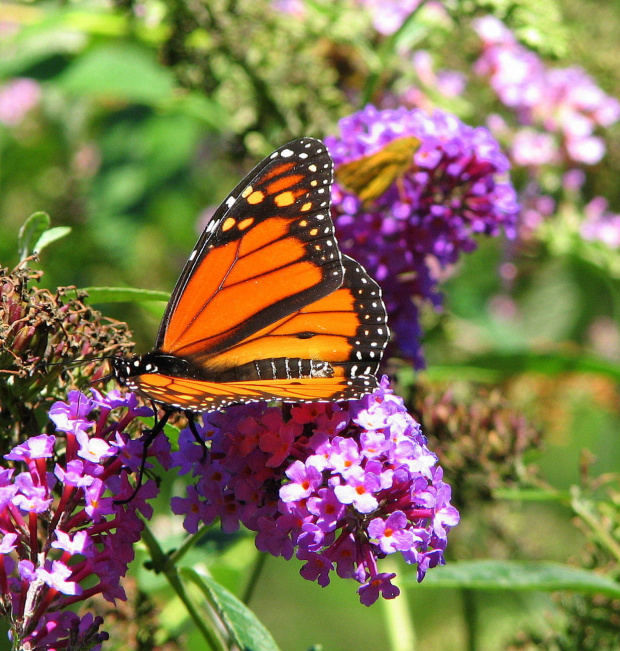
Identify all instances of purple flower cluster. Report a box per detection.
[171,376,459,605]
[325,105,519,365]
[474,16,620,166]
[0,390,162,649]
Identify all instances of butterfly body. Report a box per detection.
[112,138,389,413]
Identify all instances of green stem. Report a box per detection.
[571,486,620,565]
[168,523,211,566]
[242,550,268,605]
[381,558,416,651]
[361,0,431,106]
[140,523,228,651]
[462,587,478,651]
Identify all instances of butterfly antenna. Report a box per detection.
[34,355,115,373]
[114,409,172,505]
[34,355,119,388]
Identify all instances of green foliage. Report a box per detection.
[416,561,620,597]
[459,0,569,56]
[18,211,71,261]
[1,1,620,650]
[180,568,282,651]
[58,43,176,103]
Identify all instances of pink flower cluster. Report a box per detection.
[580,196,620,250]
[171,377,459,606]
[0,78,41,127]
[0,390,163,649]
[474,16,620,166]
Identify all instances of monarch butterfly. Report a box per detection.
[111,138,389,421]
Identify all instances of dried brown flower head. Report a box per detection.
[0,263,134,444]
[406,381,544,509]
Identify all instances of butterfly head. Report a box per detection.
[111,352,203,385]
[110,355,147,385]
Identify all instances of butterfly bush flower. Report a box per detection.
[0,390,162,649]
[171,376,459,605]
[325,105,518,365]
[578,196,620,250]
[473,15,620,166]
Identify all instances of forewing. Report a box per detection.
[156,138,343,359]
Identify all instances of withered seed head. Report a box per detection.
[406,381,543,509]
[0,263,134,443]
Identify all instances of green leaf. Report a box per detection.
[34,226,72,254]
[410,561,620,597]
[162,92,230,132]
[511,0,568,58]
[426,350,620,383]
[58,43,175,103]
[19,212,50,260]
[80,287,168,304]
[492,488,570,502]
[180,567,282,651]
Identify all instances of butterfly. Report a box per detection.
[335,135,420,204]
[111,138,389,421]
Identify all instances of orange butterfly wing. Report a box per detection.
[157,138,342,359]
[117,138,389,412]
[129,256,388,411]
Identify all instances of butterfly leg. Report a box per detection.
[186,411,208,461]
[114,407,173,504]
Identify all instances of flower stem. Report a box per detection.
[381,557,416,651]
[140,523,227,651]
[242,550,267,605]
[167,524,211,566]
[571,486,620,564]
[361,0,431,106]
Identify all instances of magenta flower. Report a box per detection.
[171,376,459,605]
[259,418,301,468]
[580,197,620,250]
[358,572,400,606]
[0,390,162,649]
[280,461,323,502]
[307,488,346,532]
[355,0,427,36]
[333,466,381,513]
[5,434,55,462]
[368,511,416,554]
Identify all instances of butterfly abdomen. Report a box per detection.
[214,357,334,382]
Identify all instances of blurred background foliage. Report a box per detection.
[1,0,620,650]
